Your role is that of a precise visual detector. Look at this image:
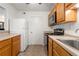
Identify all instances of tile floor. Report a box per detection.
[18,45,47,56]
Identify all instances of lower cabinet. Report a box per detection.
[0,35,20,56]
[48,37,71,56]
[48,38,53,56]
[53,41,71,56]
[11,35,20,56]
[0,45,11,56]
[53,49,59,56]
[0,39,11,56]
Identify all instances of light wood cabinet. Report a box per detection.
[11,35,20,56]
[65,3,72,8]
[53,41,71,56]
[0,35,20,56]
[64,3,77,23]
[0,39,11,56]
[56,3,65,23]
[48,38,53,56]
[56,3,76,24]
[48,3,77,25]
[65,9,77,22]
[65,3,75,10]
[0,45,11,56]
[48,37,71,56]
[0,39,11,48]
[53,49,59,56]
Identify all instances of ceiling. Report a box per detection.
[11,3,55,11]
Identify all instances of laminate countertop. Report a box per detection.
[49,35,79,56]
[0,33,20,41]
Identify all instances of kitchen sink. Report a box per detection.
[58,39,79,50]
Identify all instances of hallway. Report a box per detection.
[19,45,47,56]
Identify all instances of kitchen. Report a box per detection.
[0,3,79,56]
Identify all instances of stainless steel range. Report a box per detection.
[44,28,64,54]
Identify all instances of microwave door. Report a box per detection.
[51,15,55,25]
[0,22,4,30]
[49,12,56,26]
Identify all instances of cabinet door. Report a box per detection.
[0,39,11,49]
[65,3,74,10]
[0,45,11,56]
[12,35,20,56]
[53,41,71,56]
[56,3,65,23]
[65,3,72,8]
[12,40,20,56]
[65,3,77,22]
[53,49,59,56]
[48,38,53,56]
[65,9,77,22]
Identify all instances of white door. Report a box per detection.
[28,16,43,45]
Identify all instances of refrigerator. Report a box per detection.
[10,18,29,51]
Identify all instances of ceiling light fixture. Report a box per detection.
[38,3,42,5]
[25,3,42,5]
[26,3,30,4]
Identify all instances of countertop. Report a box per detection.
[49,35,79,56]
[0,33,20,41]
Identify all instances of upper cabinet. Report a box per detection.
[65,3,75,10]
[48,3,77,25]
[65,3,77,23]
[65,3,72,8]
[56,3,65,23]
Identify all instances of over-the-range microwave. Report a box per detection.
[49,12,56,26]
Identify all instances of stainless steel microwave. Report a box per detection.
[49,12,56,26]
[0,22,4,30]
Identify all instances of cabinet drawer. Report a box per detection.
[53,41,71,56]
[0,39,11,48]
[0,45,11,56]
[12,35,20,42]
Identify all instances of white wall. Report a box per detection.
[0,4,29,51]
[10,11,29,51]
[17,11,52,45]
[0,3,18,31]
[0,4,52,50]
[27,11,52,45]
[0,4,27,51]
[10,18,28,51]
